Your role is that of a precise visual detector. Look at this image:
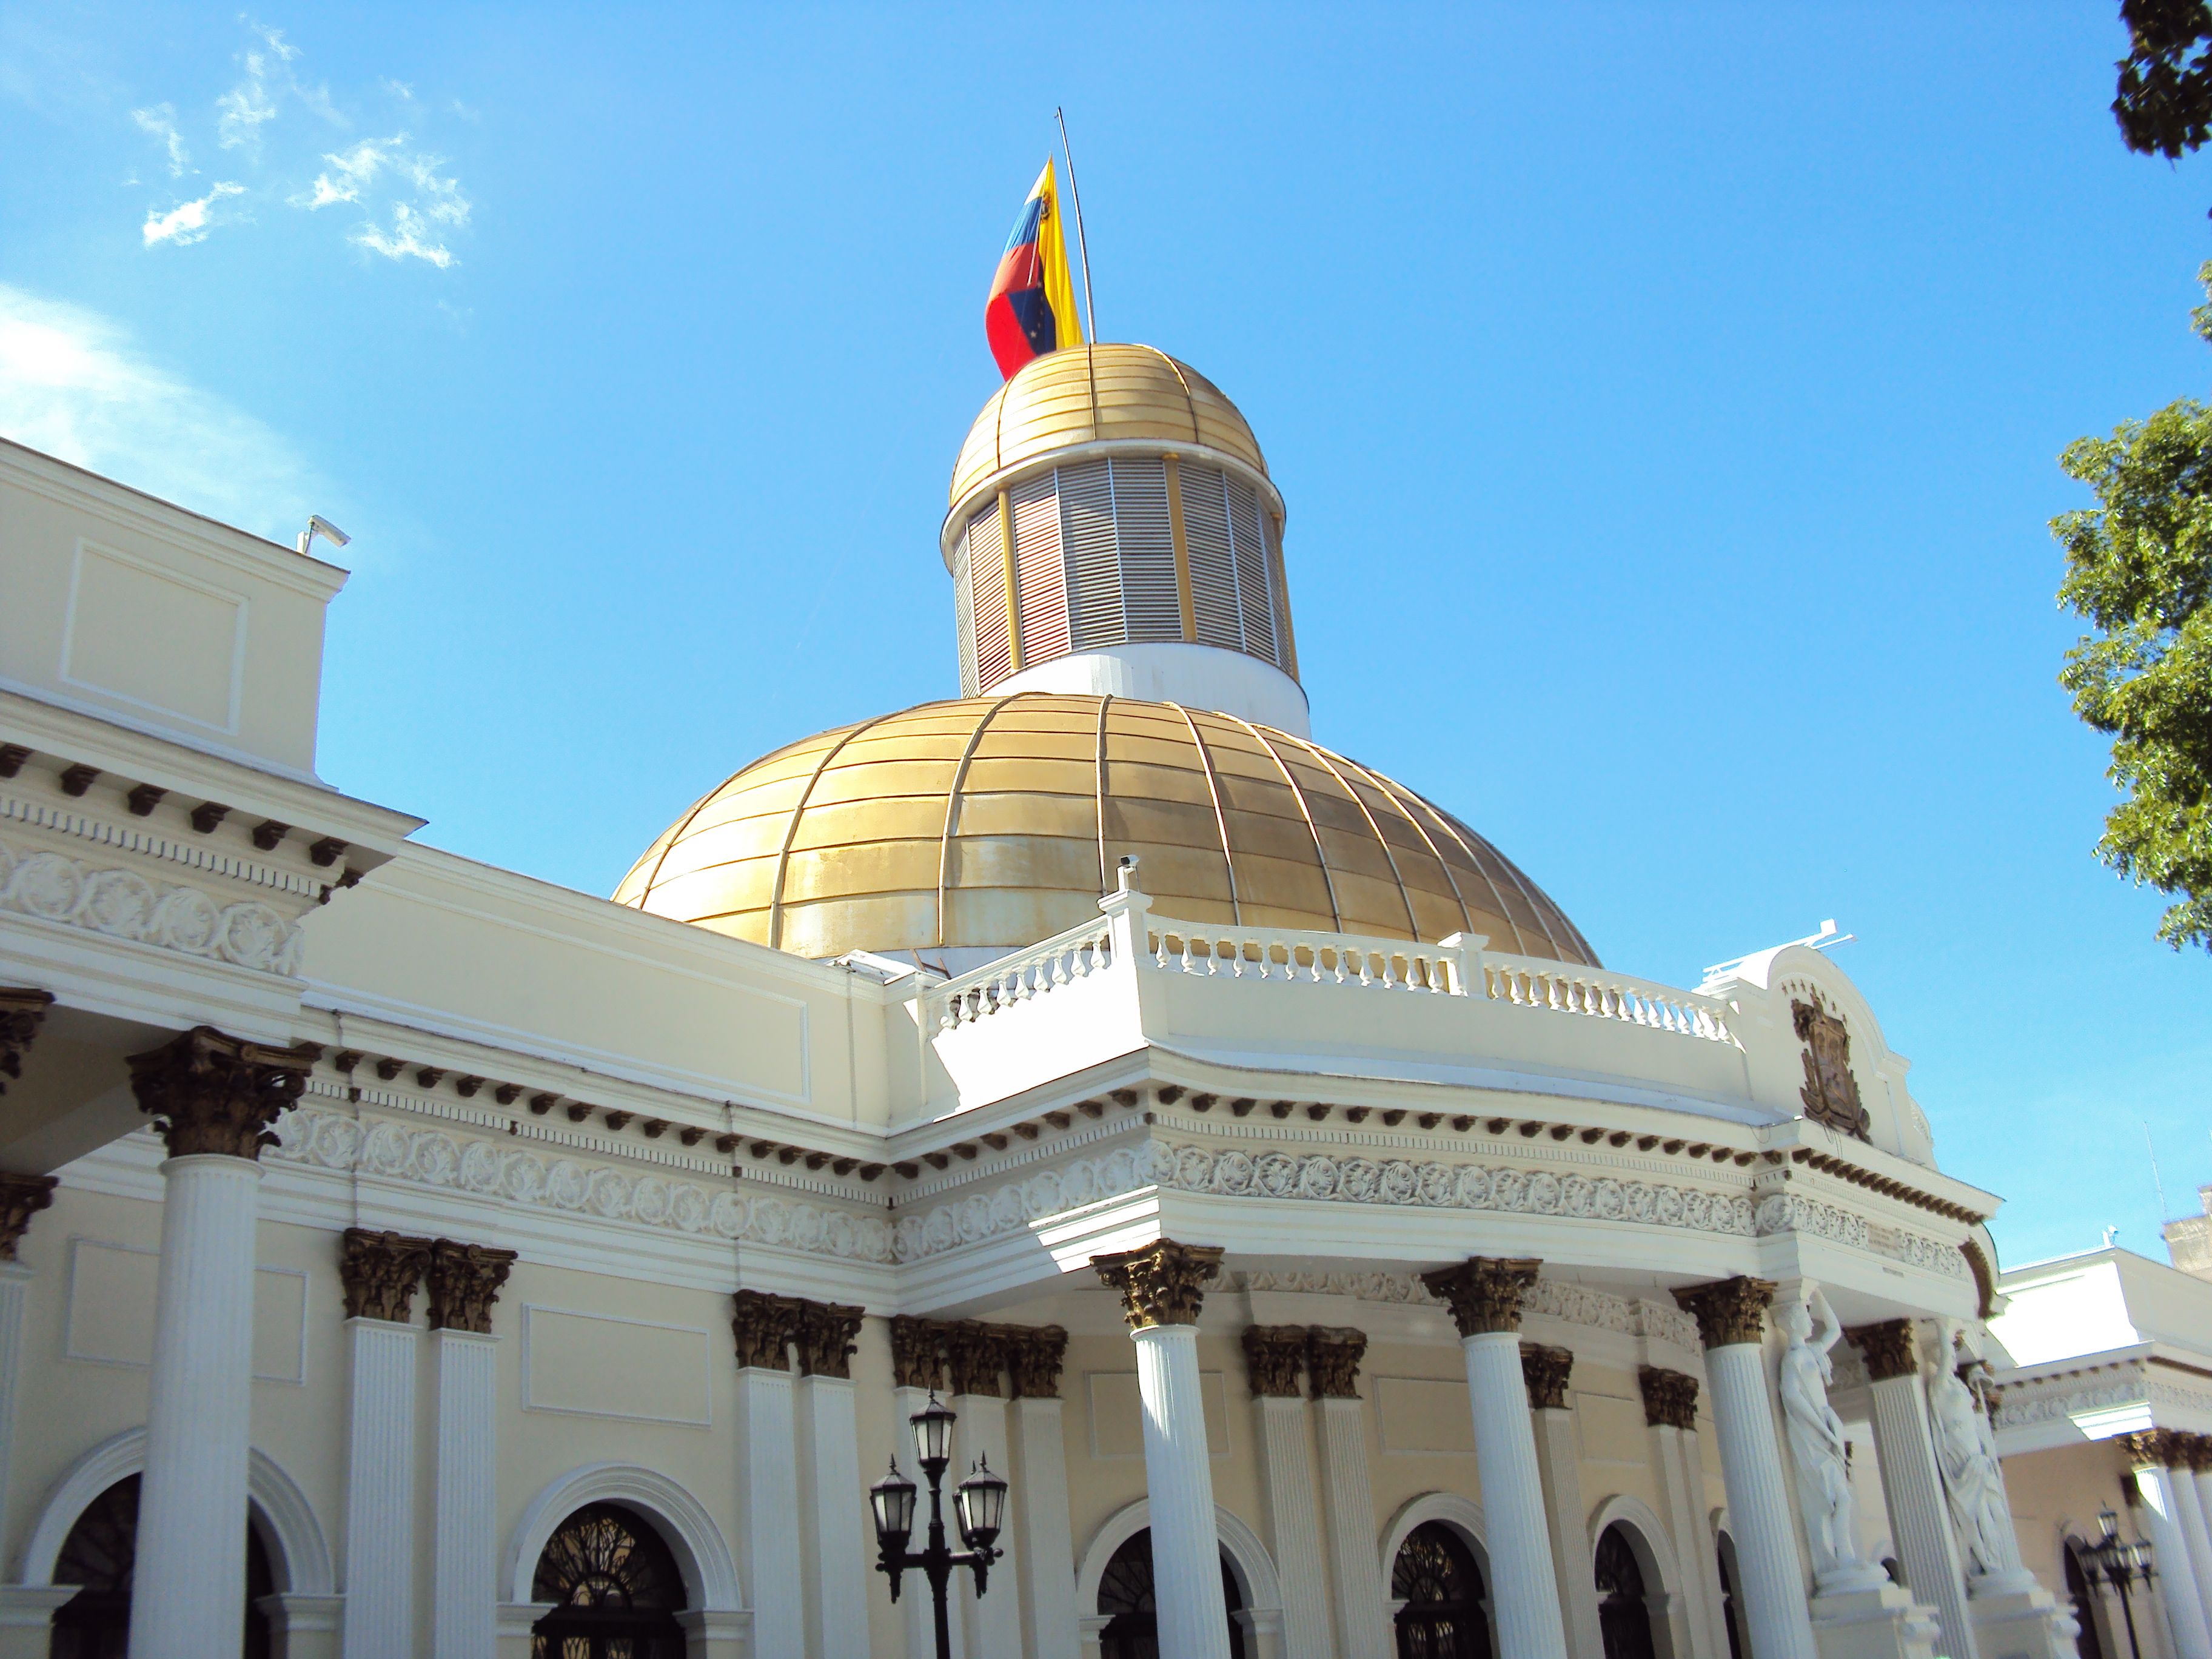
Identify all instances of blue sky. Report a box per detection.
[3,4,2208,1270]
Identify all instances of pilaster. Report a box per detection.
[1311,1327,1388,1659]
[796,1300,869,1659]
[732,1289,805,1659]
[948,1322,1020,1659]
[1244,1327,1331,1659]
[1641,1367,1722,1659]
[1525,1342,1603,1659]
[1008,1326,1080,1659]
[1848,1320,1979,1659]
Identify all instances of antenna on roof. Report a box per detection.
[2146,1121,2170,1222]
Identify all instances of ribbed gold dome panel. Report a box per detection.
[949,344,1269,511]
[614,694,1597,968]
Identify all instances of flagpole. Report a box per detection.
[1055,107,1097,343]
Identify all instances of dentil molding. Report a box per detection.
[0,832,304,976]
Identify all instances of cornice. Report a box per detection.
[0,790,324,900]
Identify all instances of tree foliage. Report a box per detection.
[2051,269,2212,951]
[2116,0,2212,162]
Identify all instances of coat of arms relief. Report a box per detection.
[1791,994,1871,1141]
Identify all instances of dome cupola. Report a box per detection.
[943,344,1307,734]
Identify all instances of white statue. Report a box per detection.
[1778,1288,1888,1593]
[1929,1324,2026,1589]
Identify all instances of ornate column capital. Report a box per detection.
[1846,1318,1920,1382]
[338,1227,434,1322]
[2120,1429,2173,1469]
[731,1289,803,1371]
[794,1299,865,1379]
[1419,1256,1543,1336]
[425,1239,516,1335]
[1241,1326,1307,1398]
[2186,1433,2212,1473]
[888,1315,947,1391]
[1007,1325,1069,1399]
[1091,1239,1224,1330]
[0,1171,57,1261]
[1638,1366,1700,1430]
[1307,1327,1368,1400]
[0,989,55,1096]
[1519,1342,1574,1410]
[947,1319,1008,1396]
[126,1025,315,1160]
[1672,1276,1777,1349]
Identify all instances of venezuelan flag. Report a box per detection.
[987,159,1083,380]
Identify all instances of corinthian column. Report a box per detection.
[731,1290,805,1659]
[1094,1239,1231,1659]
[1310,1327,1390,1659]
[1418,1258,1570,1659]
[2127,1433,2212,1659]
[1674,1276,1817,1659]
[947,1321,1019,1659]
[1848,1319,1980,1659]
[339,1228,434,1659]
[125,1025,313,1659]
[795,1301,870,1659]
[1007,1327,1080,1659]
[1242,1327,1330,1659]
[429,1239,515,1659]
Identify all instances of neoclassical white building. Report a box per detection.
[0,341,2116,1659]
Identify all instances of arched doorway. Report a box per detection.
[1595,1523,1657,1659]
[2063,1538,2111,1659]
[530,1502,689,1659]
[1390,1520,1491,1659]
[1715,1531,1745,1659]
[1096,1527,1247,1659]
[47,1475,274,1659]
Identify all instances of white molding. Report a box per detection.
[0,791,322,898]
[518,1304,714,1427]
[503,1461,742,1611]
[59,536,250,736]
[1379,1490,1491,1578]
[1589,1491,1687,1602]
[60,1236,309,1382]
[18,1427,333,1594]
[1073,1496,1283,1620]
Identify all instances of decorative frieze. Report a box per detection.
[1242,1326,1308,1397]
[1520,1342,1574,1409]
[0,834,307,975]
[732,1289,802,1370]
[1673,1276,1777,1349]
[795,1300,865,1379]
[1005,1325,1068,1399]
[1847,1319,1920,1382]
[1093,1239,1223,1330]
[0,1170,57,1260]
[0,988,54,1096]
[1639,1366,1700,1430]
[127,1025,315,1160]
[946,1321,1007,1397]
[1307,1327,1367,1399]
[339,1228,434,1322]
[424,1239,515,1335]
[1421,1256,1541,1337]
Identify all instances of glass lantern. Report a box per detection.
[910,1393,957,1472]
[954,1454,1010,1550]
[869,1460,917,1550]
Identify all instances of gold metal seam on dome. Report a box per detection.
[1412,797,1543,958]
[1093,694,1113,893]
[1281,731,1422,942]
[1334,753,1476,942]
[933,693,1022,948]
[1227,716,1341,932]
[1168,702,1241,927]
[1152,347,1204,447]
[765,711,903,951]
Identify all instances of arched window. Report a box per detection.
[1390,1521,1491,1659]
[48,1475,273,1659]
[2062,1538,2108,1659]
[1715,1531,1745,1659]
[530,1503,688,1659]
[1595,1523,1657,1659]
[1096,1527,1247,1659]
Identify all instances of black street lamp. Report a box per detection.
[2082,1505,2157,1659]
[869,1392,1010,1659]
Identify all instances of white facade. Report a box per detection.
[0,424,2094,1659]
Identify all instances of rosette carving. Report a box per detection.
[0,988,54,1096]
[1421,1256,1542,1337]
[1007,1326,1068,1399]
[1673,1276,1777,1349]
[339,1228,434,1322]
[1846,1319,1920,1382]
[1520,1342,1574,1409]
[1241,1326,1307,1398]
[1307,1327,1369,1400]
[127,1025,315,1160]
[425,1239,516,1335]
[1092,1239,1224,1330]
[1639,1366,1700,1430]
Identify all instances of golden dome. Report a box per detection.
[614,693,1597,968]
[949,344,1269,514]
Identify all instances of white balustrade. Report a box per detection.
[1144,923,1458,992]
[1477,953,1737,1044]
[938,917,1115,1030]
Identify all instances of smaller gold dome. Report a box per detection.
[950,344,1268,512]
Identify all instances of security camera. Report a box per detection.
[297,515,351,554]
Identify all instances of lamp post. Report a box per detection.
[869,1392,1010,1659]
[2083,1505,2157,1659]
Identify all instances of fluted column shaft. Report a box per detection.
[432,1330,499,1659]
[1251,1395,1331,1659]
[1134,1324,1232,1659]
[736,1366,803,1658]
[2134,1450,2212,1659]
[1011,1394,1081,1659]
[954,1389,1021,1659]
[343,1319,420,1659]
[2172,1459,2212,1645]
[1460,1330,1570,1659]
[1862,1359,1979,1659]
[1704,1338,1818,1659]
[130,1153,264,1659]
[1316,1394,1390,1659]
[797,1373,869,1659]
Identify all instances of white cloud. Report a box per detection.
[296,135,397,209]
[132,103,189,176]
[142,181,246,247]
[0,286,317,540]
[353,201,454,267]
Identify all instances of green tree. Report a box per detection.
[2115,0,2212,164]
[2051,268,2212,951]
